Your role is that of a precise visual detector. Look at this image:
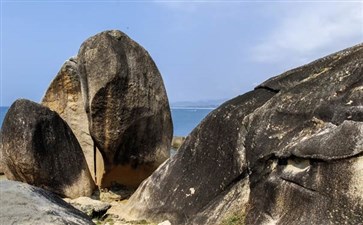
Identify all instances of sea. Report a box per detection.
[171,107,214,136]
[0,106,214,137]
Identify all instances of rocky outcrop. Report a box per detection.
[77,30,172,188]
[1,99,95,198]
[243,44,363,225]
[121,44,363,224]
[41,58,102,183]
[0,180,95,225]
[122,89,276,225]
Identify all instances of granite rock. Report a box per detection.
[0,180,95,225]
[122,44,363,224]
[41,58,102,183]
[77,30,173,188]
[1,99,95,198]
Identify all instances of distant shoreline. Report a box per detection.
[1,106,218,110]
[171,107,217,110]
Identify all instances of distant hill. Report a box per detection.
[170,99,227,108]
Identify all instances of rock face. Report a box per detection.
[0,180,95,225]
[1,99,95,198]
[0,133,4,174]
[41,58,103,183]
[123,89,275,225]
[122,44,363,224]
[77,30,172,188]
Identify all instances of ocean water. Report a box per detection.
[171,108,213,136]
[0,106,214,137]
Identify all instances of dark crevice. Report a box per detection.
[344,118,363,123]
[313,113,338,126]
[264,211,275,222]
[292,150,363,162]
[195,168,250,218]
[263,150,362,165]
[224,169,249,192]
[279,177,320,194]
[277,158,288,165]
[254,85,280,93]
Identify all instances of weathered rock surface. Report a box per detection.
[122,89,275,224]
[0,133,4,174]
[1,99,95,198]
[63,197,111,218]
[41,58,103,183]
[122,44,363,224]
[77,30,172,188]
[243,44,363,225]
[0,180,95,225]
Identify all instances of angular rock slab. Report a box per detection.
[77,30,173,188]
[0,180,95,225]
[1,99,95,198]
[41,58,104,183]
[122,44,363,224]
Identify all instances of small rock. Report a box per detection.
[64,196,111,218]
[158,220,172,225]
[99,185,134,203]
[171,136,185,149]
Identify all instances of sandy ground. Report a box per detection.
[0,174,6,181]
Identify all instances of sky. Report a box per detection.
[1,1,362,106]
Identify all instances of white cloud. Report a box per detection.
[251,3,363,64]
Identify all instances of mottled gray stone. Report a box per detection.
[244,43,363,225]
[121,89,276,224]
[0,180,95,225]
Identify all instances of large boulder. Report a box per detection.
[77,30,173,188]
[1,99,95,198]
[41,58,103,183]
[243,44,363,225]
[121,43,363,224]
[122,89,276,225]
[0,180,95,225]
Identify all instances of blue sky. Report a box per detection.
[1,1,362,106]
